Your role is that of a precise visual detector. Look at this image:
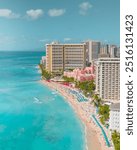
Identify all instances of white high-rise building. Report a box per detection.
[109,103,120,131]
[116,47,120,58]
[98,44,120,58]
[95,58,120,103]
[108,45,120,58]
[98,44,110,58]
[85,40,101,64]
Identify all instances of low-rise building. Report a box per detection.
[64,66,95,82]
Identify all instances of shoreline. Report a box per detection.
[40,79,111,150]
[56,85,89,150]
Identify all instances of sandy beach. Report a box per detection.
[40,79,113,150]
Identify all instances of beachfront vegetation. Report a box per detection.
[68,68,74,71]
[90,94,110,125]
[57,69,64,75]
[98,104,110,125]
[75,80,95,97]
[91,94,102,107]
[63,76,75,83]
[62,76,95,97]
[43,70,52,80]
[112,131,120,150]
[39,64,52,80]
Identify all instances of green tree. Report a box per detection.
[39,64,52,80]
[76,80,95,97]
[99,104,110,120]
[63,76,74,83]
[43,70,52,80]
[91,94,102,108]
[100,116,105,125]
[75,81,79,88]
[112,131,120,150]
[98,104,110,125]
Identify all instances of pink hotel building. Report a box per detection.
[64,66,95,82]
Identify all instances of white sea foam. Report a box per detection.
[38,70,41,74]
[35,65,39,69]
[42,96,55,104]
[51,91,58,95]
[33,97,42,104]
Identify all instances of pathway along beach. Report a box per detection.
[40,79,112,150]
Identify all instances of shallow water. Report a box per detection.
[0,51,85,150]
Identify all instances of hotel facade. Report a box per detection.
[109,103,120,131]
[95,58,120,103]
[45,42,86,73]
[85,40,101,64]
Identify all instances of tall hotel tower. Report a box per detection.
[85,40,101,64]
[45,42,86,73]
[95,58,120,103]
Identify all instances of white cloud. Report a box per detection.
[0,9,20,19]
[48,9,65,17]
[64,38,72,42]
[79,2,92,15]
[26,9,44,20]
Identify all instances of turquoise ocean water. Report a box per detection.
[0,51,85,150]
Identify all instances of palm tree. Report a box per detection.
[112,131,120,150]
[91,94,102,108]
[98,104,110,124]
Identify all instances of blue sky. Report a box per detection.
[0,0,119,51]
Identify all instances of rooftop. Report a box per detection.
[45,42,86,46]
